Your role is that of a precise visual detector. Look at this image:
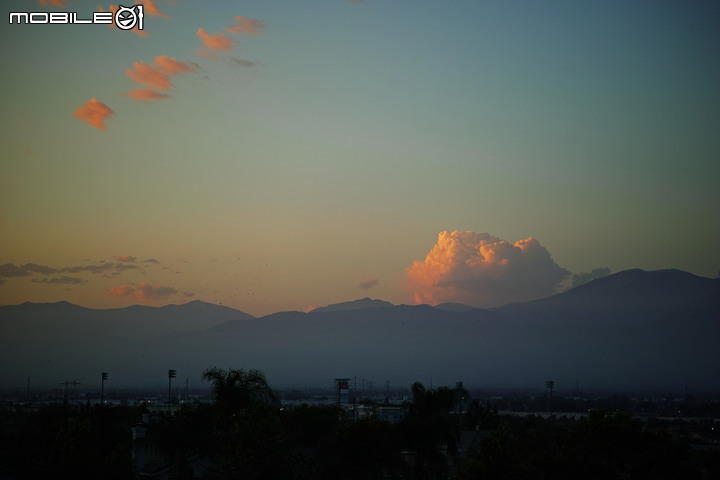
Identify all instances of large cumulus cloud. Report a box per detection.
[407,231,570,308]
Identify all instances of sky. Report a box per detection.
[1,0,719,317]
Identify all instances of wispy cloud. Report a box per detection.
[21,263,59,274]
[124,55,200,101]
[223,16,264,35]
[196,28,234,51]
[0,258,158,288]
[154,55,200,76]
[109,281,179,300]
[407,231,570,308]
[196,15,265,63]
[73,98,114,130]
[136,0,170,19]
[197,49,218,61]
[228,57,258,68]
[124,88,171,102]
[359,278,379,290]
[0,264,31,278]
[61,262,136,274]
[38,0,68,6]
[126,61,173,91]
[31,276,83,285]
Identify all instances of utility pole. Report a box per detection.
[60,380,81,404]
[61,380,69,404]
[101,372,108,405]
[168,369,177,412]
[545,380,555,415]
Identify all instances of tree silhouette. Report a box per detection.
[402,381,457,478]
[201,366,276,416]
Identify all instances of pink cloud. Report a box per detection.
[135,0,170,19]
[197,49,218,61]
[124,56,199,101]
[126,61,172,90]
[224,16,264,35]
[118,255,136,263]
[407,231,569,308]
[38,0,67,6]
[196,28,234,51]
[109,281,179,300]
[124,88,171,102]
[109,285,135,297]
[153,55,200,76]
[73,98,114,130]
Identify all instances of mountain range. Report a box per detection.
[1,269,718,393]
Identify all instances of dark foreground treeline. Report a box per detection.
[1,369,718,479]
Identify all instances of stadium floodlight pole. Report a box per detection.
[545,380,555,415]
[168,369,177,412]
[101,372,108,405]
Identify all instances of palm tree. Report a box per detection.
[404,381,458,478]
[200,368,284,479]
[201,367,275,415]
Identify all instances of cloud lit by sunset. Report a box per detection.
[197,49,218,61]
[72,98,114,130]
[124,88,171,102]
[124,55,200,102]
[125,61,174,91]
[224,16,264,36]
[407,231,570,308]
[109,282,180,301]
[2,1,718,317]
[153,56,200,76]
[137,0,170,19]
[196,28,234,51]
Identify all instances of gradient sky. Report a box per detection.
[1,0,718,316]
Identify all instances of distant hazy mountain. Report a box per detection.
[310,297,394,313]
[432,302,479,313]
[0,299,253,342]
[494,269,720,326]
[0,300,254,389]
[1,270,717,392]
